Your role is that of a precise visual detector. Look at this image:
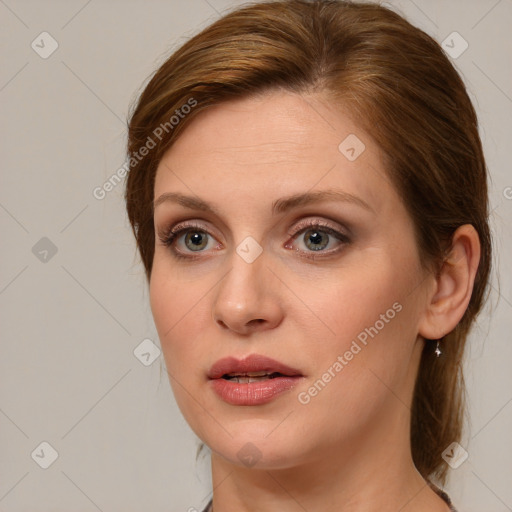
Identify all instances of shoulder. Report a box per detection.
[199,489,459,512]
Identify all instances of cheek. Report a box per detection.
[149,272,214,430]
[301,251,413,342]
[294,289,415,443]
[297,250,420,395]
[149,267,206,373]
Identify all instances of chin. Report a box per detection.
[213,443,303,470]
[204,424,313,470]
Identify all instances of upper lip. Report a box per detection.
[208,354,303,379]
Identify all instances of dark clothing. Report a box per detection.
[430,482,458,511]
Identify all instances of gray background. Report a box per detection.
[1,0,511,511]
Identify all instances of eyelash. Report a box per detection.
[157,219,351,261]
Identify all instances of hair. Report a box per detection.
[124,0,492,486]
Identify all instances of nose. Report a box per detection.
[211,247,284,335]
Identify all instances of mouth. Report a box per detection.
[207,354,304,405]
[208,354,303,381]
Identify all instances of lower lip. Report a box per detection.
[210,376,303,405]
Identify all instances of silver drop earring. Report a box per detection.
[434,339,442,357]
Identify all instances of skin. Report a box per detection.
[150,89,480,512]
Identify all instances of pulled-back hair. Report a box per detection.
[124,0,492,485]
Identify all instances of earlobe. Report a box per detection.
[418,224,481,340]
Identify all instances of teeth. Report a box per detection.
[223,371,284,382]
[229,376,273,383]
[227,371,272,377]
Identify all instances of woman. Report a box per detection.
[124,1,491,510]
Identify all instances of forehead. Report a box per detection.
[153,90,393,216]
[158,90,363,164]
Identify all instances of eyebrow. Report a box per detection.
[153,189,374,215]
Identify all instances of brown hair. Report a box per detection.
[124,0,491,485]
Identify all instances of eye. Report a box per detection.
[285,219,350,259]
[157,218,351,261]
[157,222,220,259]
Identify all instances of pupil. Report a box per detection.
[306,230,327,251]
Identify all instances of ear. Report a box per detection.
[418,224,481,340]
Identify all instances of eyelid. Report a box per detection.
[157,220,215,243]
[157,215,348,239]
[288,217,349,238]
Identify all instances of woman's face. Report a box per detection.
[150,90,431,469]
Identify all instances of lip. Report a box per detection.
[208,354,304,406]
[207,354,303,380]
